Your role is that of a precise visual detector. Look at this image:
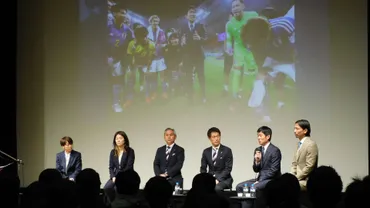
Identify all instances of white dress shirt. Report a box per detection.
[262,142,270,154]
[188,21,195,31]
[118,150,123,165]
[212,145,220,157]
[65,152,71,168]
[298,137,308,151]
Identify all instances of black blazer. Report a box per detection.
[109,147,135,179]
[180,21,208,59]
[153,144,185,180]
[253,143,282,182]
[200,144,233,184]
[56,150,82,180]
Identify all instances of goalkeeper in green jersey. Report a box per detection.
[225,0,258,100]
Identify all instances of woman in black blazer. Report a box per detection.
[104,131,135,190]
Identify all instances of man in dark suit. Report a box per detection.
[154,128,185,189]
[56,136,82,181]
[236,126,282,208]
[180,6,208,103]
[201,127,233,191]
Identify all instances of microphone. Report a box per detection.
[254,147,262,164]
[254,147,262,181]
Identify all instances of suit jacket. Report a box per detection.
[200,144,233,186]
[153,144,185,180]
[253,143,282,182]
[56,150,82,180]
[291,137,319,187]
[109,147,135,179]
[180,21,208,59]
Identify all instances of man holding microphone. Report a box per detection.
[236,126,282,208]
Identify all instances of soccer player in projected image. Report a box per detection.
[241,5,295,122]
[147,15,168,100]
[127,26,156,104]
[223,13,234,95]
[108,5,134,112]
[226,0,258,109]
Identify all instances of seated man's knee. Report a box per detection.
[215,184,224,191]
[299,181,307,191]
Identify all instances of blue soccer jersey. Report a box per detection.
[108,23,133,60]
[267,16,295,63]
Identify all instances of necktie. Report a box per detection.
[298,141,302,149]
[153,29,157,42]
[165,146,171,160]
[190,24,194,31]
[212,148,218,166]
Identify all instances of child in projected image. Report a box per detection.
[147,15,168,100]
[163,32,184,95]
[241,6,295,122]
[127,26,156,104]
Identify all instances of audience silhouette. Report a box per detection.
[1,165,368,208]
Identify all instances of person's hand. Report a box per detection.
[225,48,233,56]
[215,179,219,184]
[255,151,262,163]
[112,177,116,183]
[181,34,186,45]
[69,178,74,181]
[233,64,243,70]
[193,31,201,40]
[108,57,114,65]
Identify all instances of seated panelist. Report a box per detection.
[200,127,233,191]
[104,131,135,190]
[56,136,82,181]
[236,126,282,208]
[153,128,185,189]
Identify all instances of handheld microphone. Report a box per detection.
[254,147,262,163]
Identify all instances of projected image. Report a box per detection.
[82,0,295,123]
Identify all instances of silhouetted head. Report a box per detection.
[265,173,301,208]
[116,169,141,195]
[76,168,101,196]
[192,173,216,194]
[344,175,370,208]
[38,168,62,184]
[144,176,172,207]
[307,166,343,207]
